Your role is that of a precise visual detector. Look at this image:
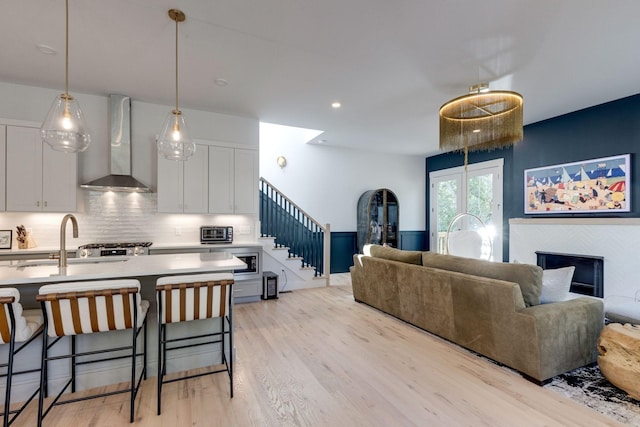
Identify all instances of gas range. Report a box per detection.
[77,242,153,258]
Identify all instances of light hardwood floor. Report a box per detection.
[15,274,623,426]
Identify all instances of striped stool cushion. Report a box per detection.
[0,288,44,344]
[156,273,233,324]
[38,280,149,337]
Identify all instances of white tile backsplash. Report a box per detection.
[509,218,640,299]
[0,191,258,249]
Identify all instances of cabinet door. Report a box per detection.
[182,144,208,213]
[208,146,234,214]
[234,149,258,214]
[0,126,5,211]
[6,126,43,211]
[41,143,77,212]
[157,151,184,213]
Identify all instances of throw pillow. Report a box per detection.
[540,266,575,304]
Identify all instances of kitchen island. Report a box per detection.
[0,252,246,402]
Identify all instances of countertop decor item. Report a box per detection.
[0,230,12,249]
[157,9,195,161]
[40,0,91,153]
[15,225,36,249]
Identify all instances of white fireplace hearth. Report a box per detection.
[509,218,640,299]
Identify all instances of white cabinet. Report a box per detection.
[234,148,259,214]
[208,147,258,214]
[0,126,5,211]
[6,126,77,212]
[208,146,234,213]
[157,144,208,213]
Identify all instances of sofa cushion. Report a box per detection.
[540,266,575,304]
[369,244,422,265]
[421,252,543,306]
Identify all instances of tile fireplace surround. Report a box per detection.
[509,218,640,299]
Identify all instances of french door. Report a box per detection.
[429,158,503,261]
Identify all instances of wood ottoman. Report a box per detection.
[598,323,640,400]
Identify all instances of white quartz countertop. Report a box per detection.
[0,241,263,257]
[0,252,246,286]
[151,242,263,250]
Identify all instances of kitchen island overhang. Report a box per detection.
[0,252,246,285]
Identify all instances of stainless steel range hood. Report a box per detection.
[81,94,151,192]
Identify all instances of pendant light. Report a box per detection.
[157,9,195,161]
[41,0,91,153]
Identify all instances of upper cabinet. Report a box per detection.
[156,141,258,215]
[207,146,233,214]
[6,126,77,212]
[157,143,209,213]
[208,147,258,214]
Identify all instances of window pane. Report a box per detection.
[436,179,457,253]
[468,173,493,225]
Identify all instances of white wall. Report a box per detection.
[0,82,258,189]
[0,81,426,241]
[260,126,426,232]
[0,82,260,248]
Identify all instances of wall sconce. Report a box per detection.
[277,156,287,168]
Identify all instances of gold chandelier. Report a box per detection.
[439,84,523,153]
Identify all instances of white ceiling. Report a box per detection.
[2,1,640,156]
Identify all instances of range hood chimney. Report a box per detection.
[81,94,151,192]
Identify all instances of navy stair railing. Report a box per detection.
[259,178,330,278]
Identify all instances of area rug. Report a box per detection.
[544,364,640,425]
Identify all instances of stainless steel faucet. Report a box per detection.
[59,214,79,268]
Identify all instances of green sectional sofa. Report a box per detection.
[350,245,604,383]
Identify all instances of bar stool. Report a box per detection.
[36,280,148,426]
[156,273,234,415]
[0,288,44,427]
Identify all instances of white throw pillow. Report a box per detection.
[540,266,575,303]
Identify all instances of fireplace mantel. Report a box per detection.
[510,218,640,226]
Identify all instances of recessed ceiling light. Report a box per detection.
[36,44,57,55]
[214,78,228,86]
[331,101,341,109]
[472,129,481,133]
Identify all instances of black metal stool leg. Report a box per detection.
[37,330,48,427]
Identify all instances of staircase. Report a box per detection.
[259,178,330,288]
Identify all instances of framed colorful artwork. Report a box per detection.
[524,154,630,214]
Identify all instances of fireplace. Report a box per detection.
[536,251,604,298]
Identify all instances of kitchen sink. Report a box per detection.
[9,257,130,268]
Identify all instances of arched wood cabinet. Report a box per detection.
[357,189,399,253]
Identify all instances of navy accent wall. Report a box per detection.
[515,93,640,218]
[426,93,640,261]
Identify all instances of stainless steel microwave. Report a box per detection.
[200,226,233,244]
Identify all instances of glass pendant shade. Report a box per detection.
[157,110,196,161]
[41,93,91,153]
